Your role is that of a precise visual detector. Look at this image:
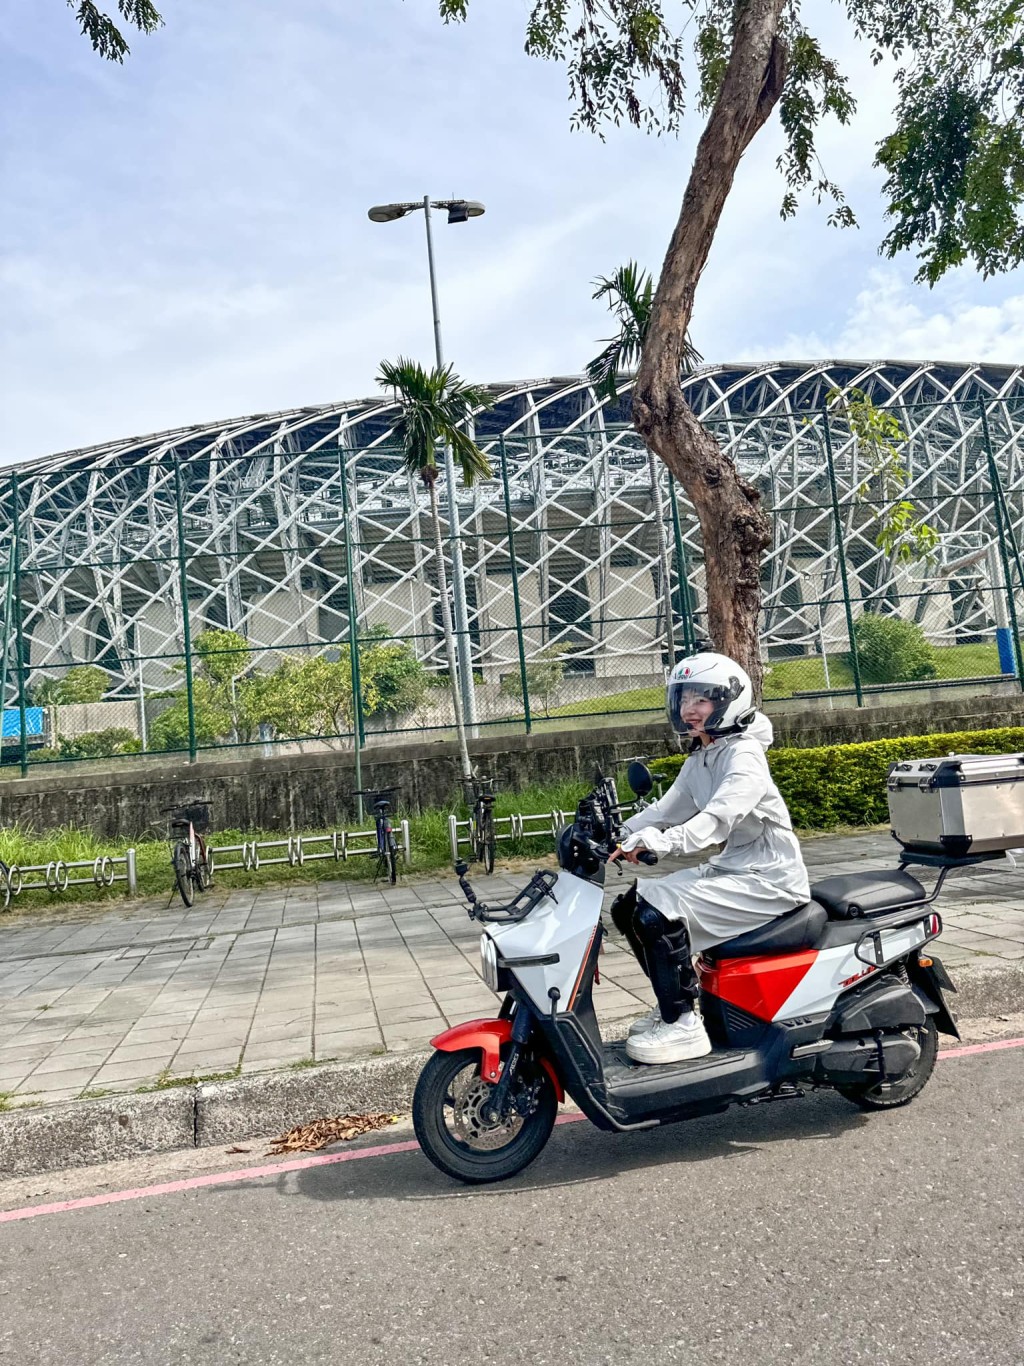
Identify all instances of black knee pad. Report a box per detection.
[609,881,638,938]
[634,900,699,1024]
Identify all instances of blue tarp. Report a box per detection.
[1,708,45,739]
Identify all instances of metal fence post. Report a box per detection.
[9,476,30,775]
[980,401,1024,690]
[125,847,137,896]
[0,530,17,762]
[821,409,864,706]
[338,451,364,818]
[499,438,532,734]
[171,456,198,761]
[668,474,695,656]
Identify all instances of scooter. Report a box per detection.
[412,763,967,1185]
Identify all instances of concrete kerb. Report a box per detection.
[0,959,1020,1180]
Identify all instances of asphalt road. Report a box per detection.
[1,1047,1022,1366]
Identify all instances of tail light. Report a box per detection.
[925,912,941,939]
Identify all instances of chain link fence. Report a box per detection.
[2,392,1024,774]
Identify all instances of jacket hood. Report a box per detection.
[742,710,774,749]
[715,710,773,751]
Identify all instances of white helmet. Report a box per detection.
[666,652,754,738]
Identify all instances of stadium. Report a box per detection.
[5,359,1024,748]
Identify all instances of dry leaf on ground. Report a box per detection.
[266,1113,399,1155]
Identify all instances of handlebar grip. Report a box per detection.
[636,850,659,866]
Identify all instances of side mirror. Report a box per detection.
[626,761,654,798]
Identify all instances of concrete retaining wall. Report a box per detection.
[1,692,1023,840]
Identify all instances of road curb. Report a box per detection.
[1,957,1019,1179]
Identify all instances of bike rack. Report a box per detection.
[0,850,137,909]
[448,805,638,863]
[209,822,412,874]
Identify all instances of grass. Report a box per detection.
[538,642,1012,717]
[136,1065,242,1092]
[0,778,595,916]
[0,1091,13,1113]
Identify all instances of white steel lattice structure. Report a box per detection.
[6,359,1024,730]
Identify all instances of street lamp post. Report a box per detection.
[367,196,486,730]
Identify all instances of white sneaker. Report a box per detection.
[626,1012,713,1065]
[627,1006,662,1038]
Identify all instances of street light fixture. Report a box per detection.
[367,195,487,729]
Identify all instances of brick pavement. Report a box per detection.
[0,831,1021,1107]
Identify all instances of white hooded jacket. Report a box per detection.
[620,712,810,905]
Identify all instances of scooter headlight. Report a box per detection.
[480,933,499,992]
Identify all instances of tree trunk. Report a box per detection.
[632,0,788,697]
[429,478,474,794]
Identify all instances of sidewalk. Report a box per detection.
[1,831,1023,1108]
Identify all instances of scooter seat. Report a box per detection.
[810,869,927,920]
[704,901,828,961]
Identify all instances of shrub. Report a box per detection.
[852,612,937,684]
[649,725,1024,831]
[31,665,110,706]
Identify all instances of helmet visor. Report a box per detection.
[666,678,743,735]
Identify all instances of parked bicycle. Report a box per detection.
[470,773,498,875]
[166,800,213,907]
[353,789,400,884]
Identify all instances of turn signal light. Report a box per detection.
[918,956,933,968]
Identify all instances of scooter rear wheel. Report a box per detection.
[413,1047,557,1184]
[836,1019,939,1110]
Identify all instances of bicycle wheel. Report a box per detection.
[0,861,10,912]
[481,812,495,876]
[386,828,399,885]
[196,856,212,892]
[173,842,195,907]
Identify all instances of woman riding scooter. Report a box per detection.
[609,652,810,1066]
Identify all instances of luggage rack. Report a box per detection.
[895,844,1010,902]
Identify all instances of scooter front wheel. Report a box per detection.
[413,1048,558,1185]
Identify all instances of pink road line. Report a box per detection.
[939,1035,1024,1059]
[1,1042,1021,1226]
[0,1114,588,1226]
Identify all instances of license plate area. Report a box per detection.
[855,912,941,968]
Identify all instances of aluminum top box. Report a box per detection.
[887,752,1024,857]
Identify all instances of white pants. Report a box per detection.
[637,864,803,953]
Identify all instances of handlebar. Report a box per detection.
[636,849,659,866]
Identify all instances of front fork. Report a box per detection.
[485,1002,533,1123]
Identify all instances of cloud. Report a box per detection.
[4,0,1024,463]
[767,268,1024,363]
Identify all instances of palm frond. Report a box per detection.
[587,261,703,394]
[376,357,493,489]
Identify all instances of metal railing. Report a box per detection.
[0,849,137,908]
[208,824,411,873]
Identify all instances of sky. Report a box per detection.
[4,0,1024,464]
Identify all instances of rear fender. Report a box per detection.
[430,1017,565,1100]
[908,955,960,1039]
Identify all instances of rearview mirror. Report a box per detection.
[626,761,653,798]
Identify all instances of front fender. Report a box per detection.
[430,1017,564,1100]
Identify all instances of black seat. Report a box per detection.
[704,901,829,961]
[810,869,927,920]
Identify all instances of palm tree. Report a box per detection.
[377,358,492,794]
[587,263,702,669]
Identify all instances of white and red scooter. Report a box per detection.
[413,764,965,1185]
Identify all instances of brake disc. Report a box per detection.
[450,1073,525,1151]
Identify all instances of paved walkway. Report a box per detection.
[1,831,1022,1107]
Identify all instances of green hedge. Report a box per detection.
[647,726,1024,831]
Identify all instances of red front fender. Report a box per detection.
[430,1018,564,1101]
